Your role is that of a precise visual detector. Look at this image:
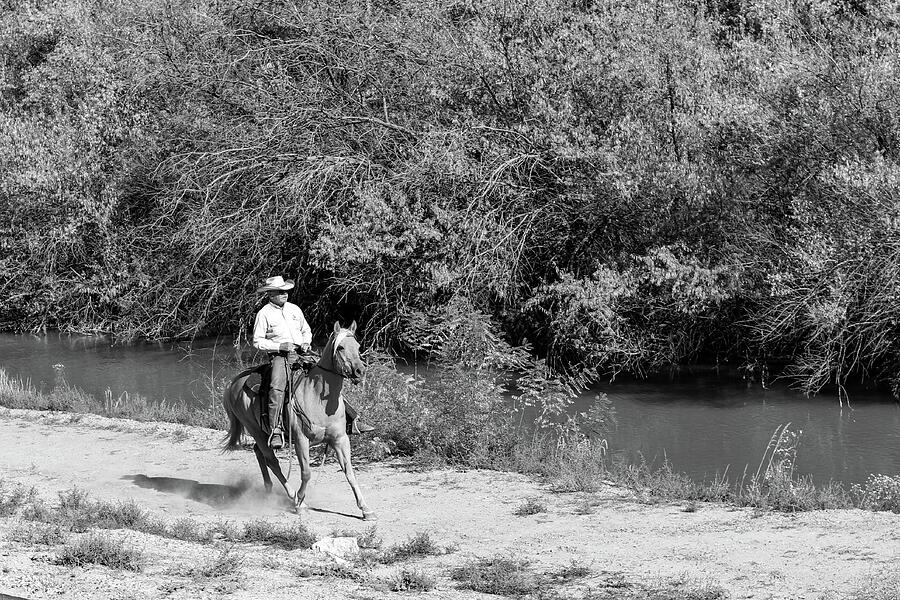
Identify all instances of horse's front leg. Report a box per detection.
[293,433,311,512]
[252,444,273,493]
[333,434,376,520]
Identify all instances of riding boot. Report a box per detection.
[344,400,375,435]
[268,402,284,449]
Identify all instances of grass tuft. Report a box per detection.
[55,533,145,571]
[450,557,538,596]
[167,516,212,542]
[551,562,591,583]
[55,487,100,532]
[210,520,242,540]
[41,488,165,534]
[239,519,317,549]
[8,522,68,546]
[582,574,728,600]
[20,493,52,522]
[192,547,243,579]
[380,531,442,563]
[56,486,92,514]
[0,483,35,517]
[101,499,152,530]
[514,496,547,516]
[643,575,730,600]
[390,568,437,592]
[574,494,603,515]
[295,562,364,580]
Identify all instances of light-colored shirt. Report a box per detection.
[252,301,312,352]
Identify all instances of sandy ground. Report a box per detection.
[0,406,898,600]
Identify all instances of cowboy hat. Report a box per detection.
[256,275,295,293]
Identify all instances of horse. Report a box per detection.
[222,320,375,520]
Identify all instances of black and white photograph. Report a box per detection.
[0,0,898,597]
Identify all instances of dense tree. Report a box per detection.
[2,0,899,395]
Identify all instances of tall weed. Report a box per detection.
[0,368,226,431]
[852,474,900,513]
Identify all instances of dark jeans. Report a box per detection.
[268,351,298,431]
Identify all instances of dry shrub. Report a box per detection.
[55,533,145,571]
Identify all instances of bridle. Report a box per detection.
[315,330,357,378]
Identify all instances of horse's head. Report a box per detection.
[329,320,365,383]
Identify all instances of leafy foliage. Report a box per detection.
[2,0,900,395]
[347,300,613,467]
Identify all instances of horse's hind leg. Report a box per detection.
[255,443,295,503]
[252,444,273,493]
[333,434,376,521]
[293,433,312,511]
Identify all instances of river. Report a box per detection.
[1,333,898,487]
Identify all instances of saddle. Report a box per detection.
[239,352,318,433]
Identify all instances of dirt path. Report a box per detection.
[0,407,897,599]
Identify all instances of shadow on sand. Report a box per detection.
[124,474,364,518]
[123,474,252,508]
[305,505,362,520]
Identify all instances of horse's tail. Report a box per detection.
[222,383,244,451]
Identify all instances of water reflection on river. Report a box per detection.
[0,333,245,406]
[1,333,898,486]
[593,376,900,486]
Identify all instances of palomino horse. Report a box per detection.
[222,321,375,520]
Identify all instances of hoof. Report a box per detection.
[362,510,378,521]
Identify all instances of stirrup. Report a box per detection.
[268,428,284,449]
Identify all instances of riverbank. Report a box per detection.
[3,366,900,515]
[1,406,898,599]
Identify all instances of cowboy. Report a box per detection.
[252,275,374,449]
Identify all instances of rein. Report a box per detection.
[314,364,346,377]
